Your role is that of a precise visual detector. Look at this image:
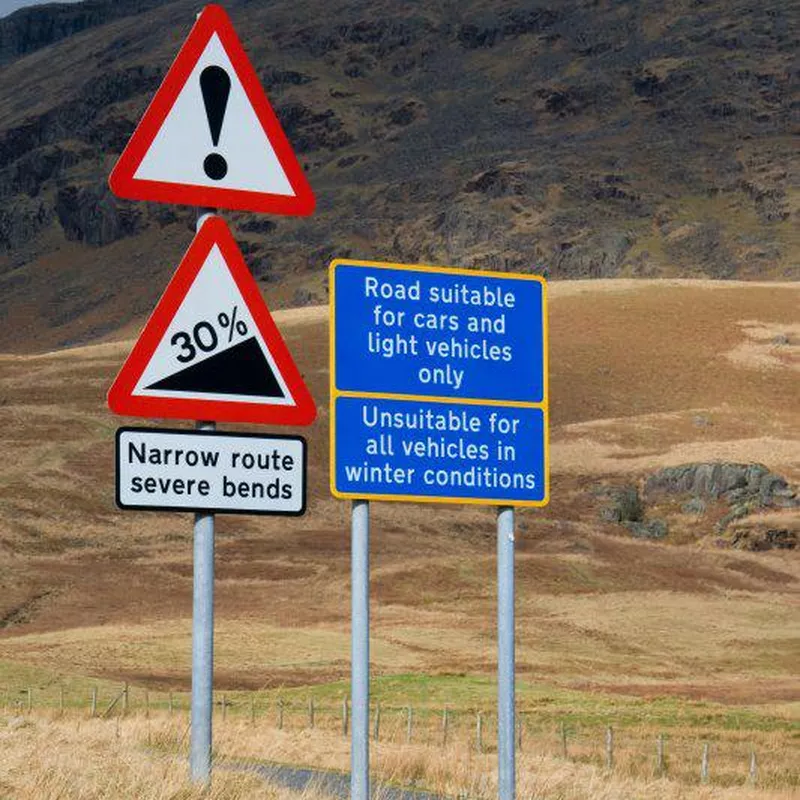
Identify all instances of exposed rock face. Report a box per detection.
[0,65,161,176]
[54,184,142,246]
[276,103,354,153]
[598,464,797,544]
[599,485,643,524]
[0,197,51,254]
[681,498,707,515]
[0,0,163,67]
[644,463,796,508]
[597,485,668,540]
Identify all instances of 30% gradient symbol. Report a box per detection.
[171,305,249,364]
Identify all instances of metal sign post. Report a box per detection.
[497,506,515,800]
[191,209,217,785]
[107,7,318,788]
[190,420,215,784]
[329,259,548,800]
[351,499,370,800]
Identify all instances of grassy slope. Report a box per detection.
[0,280,797,691]
[0,279,798,792]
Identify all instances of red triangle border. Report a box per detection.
[107,216,317,426]
[108,4,315,216]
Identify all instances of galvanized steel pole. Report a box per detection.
[351,499,370,800]
[497,506,516,800]
[190,209,217,784]
[190,418,215,783]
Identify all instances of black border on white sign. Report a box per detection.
[115,426,307,516]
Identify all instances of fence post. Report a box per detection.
[605,726,614,770]
[561,721,568,759]
[442,707,449,747]
[373,704,381,741]
[102,689,126,719]
[342,698,349,737]
[308,697,315,729]
[476,711,483,753]
[406,706,413,743]
[657,733,666,776]
[749,749,757,786]
[59,685,65,715]
[122,683,129,716]
[222,695,227,722]
[169,692,174,716]
[701,742,710,784]
[277,699,284,730]
[26,687,32,713]
[90,687,97,718]
[517,717,523,752]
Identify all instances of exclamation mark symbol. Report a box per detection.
[200,65,231,181]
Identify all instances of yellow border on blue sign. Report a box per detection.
[328,258,550,507]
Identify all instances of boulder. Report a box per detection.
[599,485,643,524]
[644,463,794,507]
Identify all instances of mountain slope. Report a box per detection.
[0,0,797,352]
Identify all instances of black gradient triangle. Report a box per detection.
[146,336,284,397]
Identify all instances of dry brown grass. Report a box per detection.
[0,712,288,799]
[0,280,798,798]
[2,711,796,800]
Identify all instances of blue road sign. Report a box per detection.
[330,260,548,506]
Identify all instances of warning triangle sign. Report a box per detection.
[109,4,315,216]
[108,216,316,426]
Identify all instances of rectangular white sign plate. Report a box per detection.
[116,427,306,515]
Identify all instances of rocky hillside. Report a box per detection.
[0,0,796,351]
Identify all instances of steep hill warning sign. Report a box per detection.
[107,216,316,426]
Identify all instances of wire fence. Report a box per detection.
[3,684,797,790]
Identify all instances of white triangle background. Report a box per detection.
[133,245,294,406]
[134,34,295,196]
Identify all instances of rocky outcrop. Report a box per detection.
[457,8,562,50]
[597,464,797,544]
[551,231,633,278]
[599,485,643,524]
[644,463,797,508]
[276,104,354,153]
[0,144,84,200]
[0,197,52,254]
[0,66,160,174]
[0,0,163,67]
[597,485,669,540]
[55,183,142,246]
